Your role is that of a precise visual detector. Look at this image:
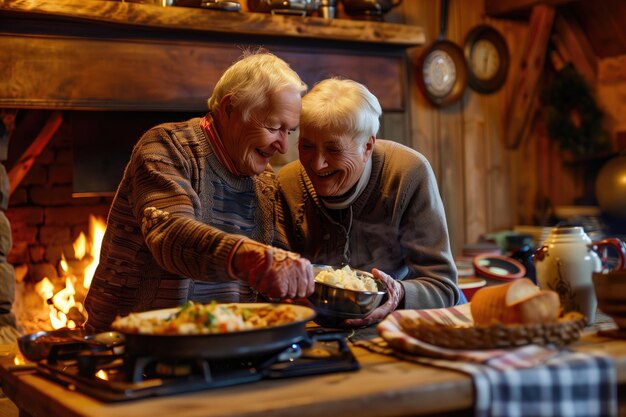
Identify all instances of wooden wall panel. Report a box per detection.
[400,0,623,256]
[400,0,508,255]
[401,1,468,254]
[401,0,531,256]
[598,55,626,135]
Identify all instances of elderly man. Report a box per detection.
[277,78,460,328]
[85,51,314,332]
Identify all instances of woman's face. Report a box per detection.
[298,125,373,197]
[219,87,302,177]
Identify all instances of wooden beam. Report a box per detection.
[503,5,556,149]
[485,0,578,17]
[552,11,597,85]
[8,111,63,195]
[0,109,17,161]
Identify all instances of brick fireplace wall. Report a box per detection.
[6,116,113,285]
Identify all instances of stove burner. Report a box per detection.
[35,332,358,402]
[154,361,194,377]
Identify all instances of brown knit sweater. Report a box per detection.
[276,140,459,310]
[84,118,277,332]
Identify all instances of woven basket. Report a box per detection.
[398,312,586,350]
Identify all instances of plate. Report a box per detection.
[473,255,526,282]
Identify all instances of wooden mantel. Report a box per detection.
[0,0,425,112]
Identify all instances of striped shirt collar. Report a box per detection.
[200,112,240,177]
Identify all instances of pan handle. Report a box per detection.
[439,0,449,39]
[301,332,351,353]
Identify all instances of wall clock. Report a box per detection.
[418,40,468,107]
[417,0,468,107]
[463,24,510,94]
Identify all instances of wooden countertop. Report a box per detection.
[1,344,474,417]
[2,327,626,417]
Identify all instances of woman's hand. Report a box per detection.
[232,239,314,300]
[343,268,404,328]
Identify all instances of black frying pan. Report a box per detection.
[116,303,316,360]
[417,0,468,107]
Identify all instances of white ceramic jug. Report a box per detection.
[534,226,626,324]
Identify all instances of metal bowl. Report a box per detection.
[308,265,386,326]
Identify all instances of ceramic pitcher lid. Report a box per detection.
[550,226,585,235]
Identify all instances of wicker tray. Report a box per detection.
[397,312,586,350]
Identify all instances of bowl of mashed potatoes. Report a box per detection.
[309,265,386,326]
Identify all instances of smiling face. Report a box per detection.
[217,87,302,176]
[298,125,374,197]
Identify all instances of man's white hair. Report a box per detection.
[207,50,307,122]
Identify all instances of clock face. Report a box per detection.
[422,49,457,98]
[470,39,500,80]
[463,25,510,94]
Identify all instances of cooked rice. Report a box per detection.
[315,265,378,292]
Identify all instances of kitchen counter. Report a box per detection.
[2,326,626,417]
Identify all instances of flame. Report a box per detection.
[48,277,74,329]
[83,216,106,289]
[35,278,55,301]
[52,277,76,315]
[73,232,88,261]
[95,369,109,381]
[34,215,107,330]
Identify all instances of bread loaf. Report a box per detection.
[470,278,560,326]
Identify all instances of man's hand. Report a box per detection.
[343,268,404,328]
[232,239,314,300]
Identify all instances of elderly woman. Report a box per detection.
[84,51,314,332]
[277,78,460,327]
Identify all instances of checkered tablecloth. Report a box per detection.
[354,304,617,417]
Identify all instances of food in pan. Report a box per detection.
[470,278,560,326]
[314,265,378,292]
[111,302,300,335]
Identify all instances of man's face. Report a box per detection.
[298,125,373,197]
[221,87,301,176]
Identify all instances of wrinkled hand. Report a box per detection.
[343,268,404,328]
[231,239,314,300]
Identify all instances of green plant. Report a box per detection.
[541,65,609,155]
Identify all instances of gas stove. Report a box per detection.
[30,331,359,402]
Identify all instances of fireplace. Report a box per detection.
[0,0,423,335]
[6,110,113,333]
[4,109,217,333]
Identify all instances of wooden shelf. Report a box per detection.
[0,0,425,47]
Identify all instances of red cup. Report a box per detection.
[458,276,487,301]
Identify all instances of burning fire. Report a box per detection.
[32,215,107,330]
